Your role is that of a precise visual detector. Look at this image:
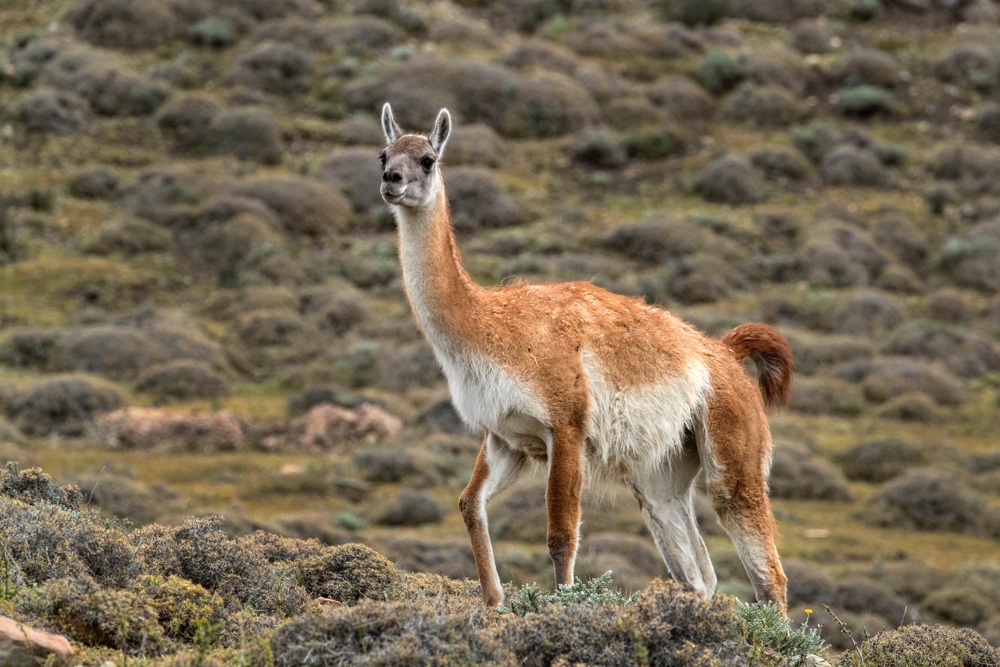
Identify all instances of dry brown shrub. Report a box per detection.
[5,375,125,438]
[787,376,864,416]
[208,106,284,165]
[375,490,444,527]
[835,48,903,88]
[749,145,813,181]
[694,154,764,205]
[805,289,903,335]
[863,469,986,534]
[769,442,853,500]
[837,357,965,406]
[646,74,715,120]
[721,85,806,127]
[127,163,229,227]
[446,167,522,233]
[230,177,353,237]
[224,41,312,96]
[835,438,932,483]
[502,72,600,138]
[90,407,249,452]
[10,88,91,135]
[41,44,168,116]
[291,403,402,451]
[76,471,162,524]
[66,0,181,49]
[156,93,222,154]
[135,360,231,401]
[320,147,385,217]
[837,624,1000,667]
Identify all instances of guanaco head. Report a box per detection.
[379,102,451,209]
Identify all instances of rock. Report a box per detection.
[293,403,402,451]
[0,615,74,666]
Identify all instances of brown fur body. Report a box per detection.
[379,104,791,611]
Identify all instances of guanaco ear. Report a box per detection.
[381,103,403,144]
[430,108,451,157]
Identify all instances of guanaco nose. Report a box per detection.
[382,169,403,183]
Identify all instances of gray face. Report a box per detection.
[379,135,440,209]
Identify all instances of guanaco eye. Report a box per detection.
[420,156,436,170]
[378,152,387,166]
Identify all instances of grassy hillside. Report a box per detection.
[1,0,1000,662]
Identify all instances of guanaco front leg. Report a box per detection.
[545,424,584,586]
[458,432,526,607]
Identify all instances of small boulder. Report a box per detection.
[0,615,74,666]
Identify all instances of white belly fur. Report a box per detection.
[434,345,713,482]
[582,350,712,485]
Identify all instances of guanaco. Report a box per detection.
[378,103,791,610]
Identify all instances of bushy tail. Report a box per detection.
[721,323,794,410]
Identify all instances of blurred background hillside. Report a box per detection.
[1,0,1000,651]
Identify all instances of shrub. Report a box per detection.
[570,129,628,168]
[624,128,684,160]
[646,75,716,120]
[238,309,308,347]
[600,218,710,264]
[133,574,225,642]
[502,72,600,138]
[791,120,838,163]
[923,586,999,627]
[65,0,180,49]
[10,88,90,134]
[0,463,83,509]
[821,145,888,186]
[652,0,733,26]
[787,332,874,375]
[15,575,166,652]
[342,56,513,131]
[792,18,836,54]
[375,490,444,526]
[834,577,913,623]
[53,325,169,381]
[4,375,125,437]
[126,164,227,227]
[266,597,502,666]
[933,40,1000,93]
[188,16,239,47]
[446,123,503,166]
[696,51,750,96]
[67,167,120,200]
[293,543,399,603]
[833,85,898,117]
[784,559,835,607]
[694,154,764,204]
[863,469,986,534]
[935,220,1000,292]
[873,211,928,268]
[749,145,813,181]
[76,471,161,524]
[734,599,827,665]
[320,146,386,217]
[329,16,405,56]
[156,94,222,155]
[929,143,1000,181]
[769,442,854,500]
[837,624,1000,667]
[805,290,903,336]
[445,167,522,233]
[41,45,168,116]
[788,376,865,416]
[720,85,806,127]
[208,106,283,164]
[224,41,312,96]
[135,360,231,401]
[882,319,1000,379]
[846,358,965,406]
[230,177,353,237]
[836,48,902,88]
[300,286,369,336]
[0,328,62,370]
[835,438,930,483]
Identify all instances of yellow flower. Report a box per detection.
[804,609,813,615]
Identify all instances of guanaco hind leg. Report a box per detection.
[630,439,717,598]
[699,408,788,611]
[458,432,526,607]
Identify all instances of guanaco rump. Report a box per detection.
[378,103,792,611]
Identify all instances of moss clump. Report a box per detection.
[294,544,400,604]
[836,624,1000,667]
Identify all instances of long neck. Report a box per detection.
[395,184,484,348]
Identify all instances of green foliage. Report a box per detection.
[696,51,751,95]
[497,571,634,615]
[734,601,827,666]
[833,85,897,117]
[654,0,733,26]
